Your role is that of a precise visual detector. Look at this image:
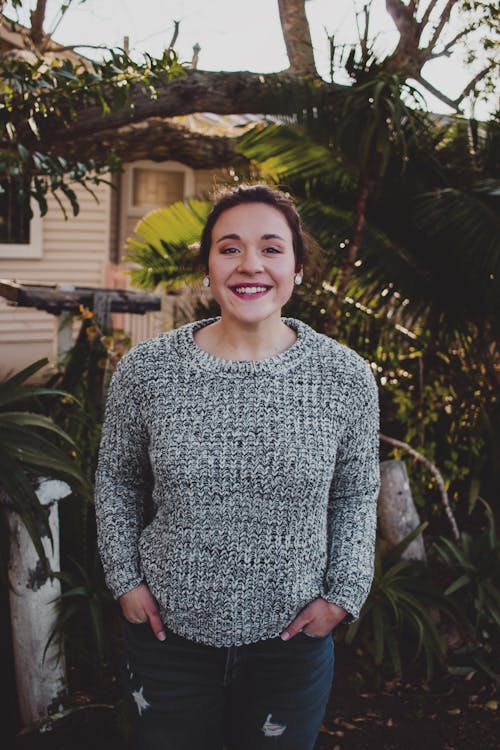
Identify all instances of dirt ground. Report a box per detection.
[316,672,499,750]
[11,649,499,750]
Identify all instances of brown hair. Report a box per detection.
[199,184,307,272]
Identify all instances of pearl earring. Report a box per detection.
[202,276,210,288]
[294,274,302,286]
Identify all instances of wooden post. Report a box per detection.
[378,459,427,561]
[55,284,75,365]
[93,291,112,334]
[7,477,71,727]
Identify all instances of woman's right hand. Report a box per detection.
[119,582,166,641]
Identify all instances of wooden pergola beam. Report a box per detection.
[0,280,161,316]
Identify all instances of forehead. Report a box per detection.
[212,203,293,241]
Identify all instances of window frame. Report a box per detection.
[0,205,43,259]
[126,160,195,218]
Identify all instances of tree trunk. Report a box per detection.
[326,176,371,337]
[378,459,426,561]
[277,0,317,76]
[7,478,71,727]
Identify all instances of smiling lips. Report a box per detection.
[230,283,272,300]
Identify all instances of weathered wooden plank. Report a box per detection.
[0,280,161,315]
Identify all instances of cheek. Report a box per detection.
[277,273,296,303]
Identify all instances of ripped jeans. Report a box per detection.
[123,620,334,750]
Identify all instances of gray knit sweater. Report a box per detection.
[95,317,380,647]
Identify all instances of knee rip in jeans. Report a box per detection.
[132,685,150,716]
[261,713,287,737]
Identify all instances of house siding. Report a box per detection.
[0,181,111,378]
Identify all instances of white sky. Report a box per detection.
[5,0,497,118]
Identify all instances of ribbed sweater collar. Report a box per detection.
[173,317,318,377]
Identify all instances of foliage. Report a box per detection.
[0,358,87,570]
[235,104,500,513]
[50,309,129,461]
[0,39,184,216]
[46,310,130,676]
[334,75,429,182]
[339,525,451,680]
[48,553,114,667]
[457,0,500,100]
[433,501,500,680]
[125,199,213,290]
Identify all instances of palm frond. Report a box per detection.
[125,199,213,290]
[413,185,500,330]
[236,122,354,188]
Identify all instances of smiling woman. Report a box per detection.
[94,184,381,750]
[197,201,300,357]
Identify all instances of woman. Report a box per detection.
[95,184,380,750]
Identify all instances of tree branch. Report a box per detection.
[455,63,495,105]
[428,26,471,60]
[415,73,459,109]
[45,43,119,53]
[355,2,371,66]
[417,62,494,110]
[42,69,344,144]
[419,0,440,31]
[168,20,180,50]
[29,0,47,48]
[380,432,460,540]
[54,118,243,168]
[47,0,78,40]
[425,0,458,54]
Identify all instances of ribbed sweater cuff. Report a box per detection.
[320,591,359,623]
[108,575,144,601]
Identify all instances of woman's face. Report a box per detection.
[207,202,299,327]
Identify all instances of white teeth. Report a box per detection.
[234,286,269,294]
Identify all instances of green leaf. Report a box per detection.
[0,450,51,565]
[384,522,429,567]
[445,574,472,596]
[0,412,76,445]
[373,605,385,664]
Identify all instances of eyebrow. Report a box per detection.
[216,233,286,243]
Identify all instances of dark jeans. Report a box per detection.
[123,620,334,750]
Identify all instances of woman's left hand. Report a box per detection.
[280,597,348,640]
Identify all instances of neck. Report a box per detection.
[202,314,297,361]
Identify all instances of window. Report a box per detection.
[126,161,195,217]
[0,179,43,259]
[133,168,185,208]
[119,161,195,257]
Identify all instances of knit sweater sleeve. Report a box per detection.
[322,363,380,620]
[94,353,152,599]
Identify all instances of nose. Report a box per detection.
[237,248,264,275]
